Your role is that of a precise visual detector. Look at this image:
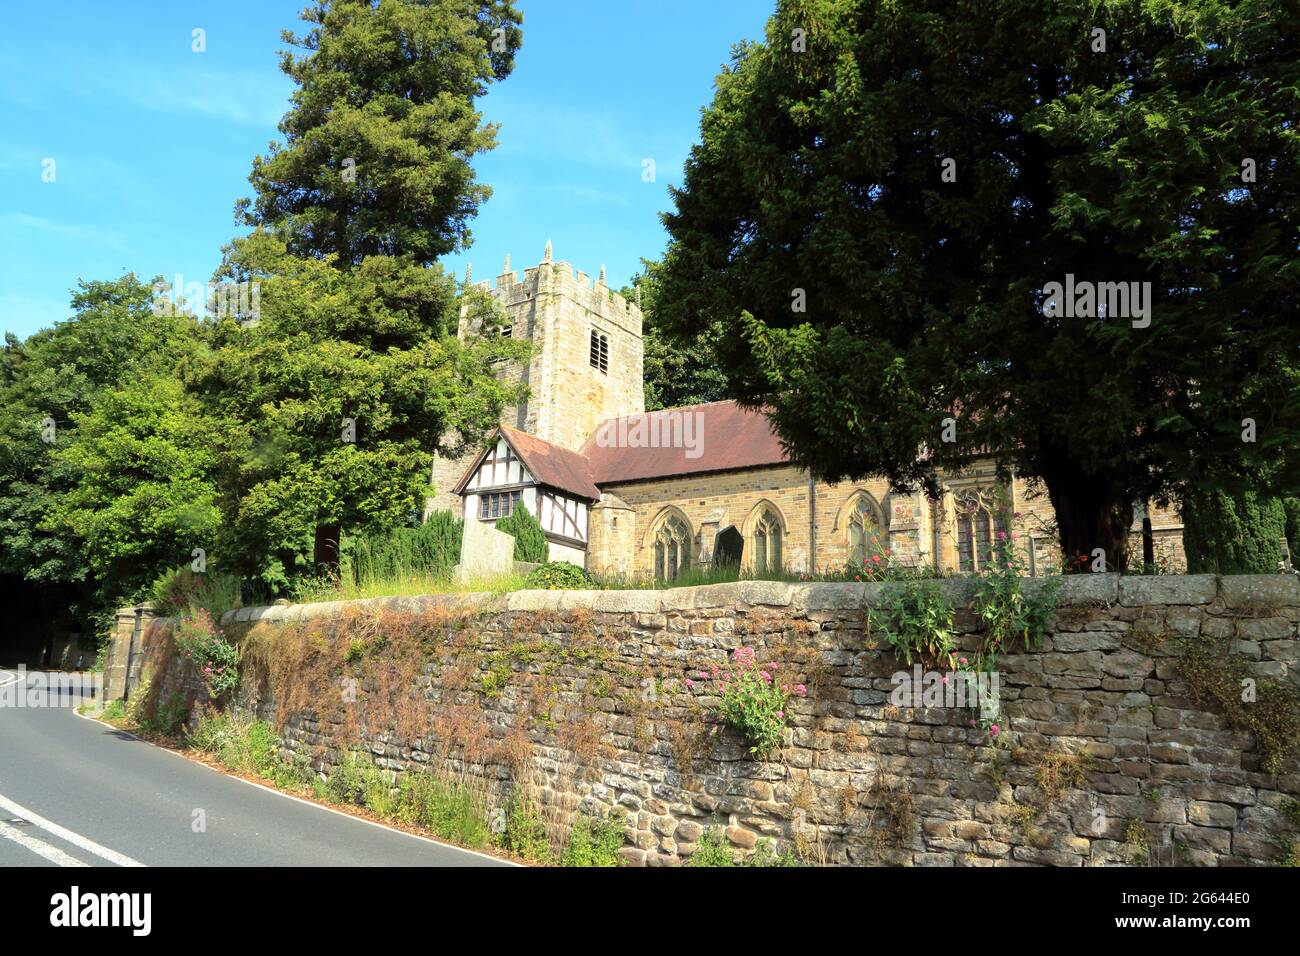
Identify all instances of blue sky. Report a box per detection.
[0,0,774,339]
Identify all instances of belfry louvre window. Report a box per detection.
[479,490,521,520]
[589,328,609,373]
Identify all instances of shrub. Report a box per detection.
[186,710,310,787]
[148,567,242,619]
[394,772,493,848]
[350,511,463,585]
[1182,489,1286,574]
[696,646,805,757]
[498,792,550,863]
[525,561,595,589]
[874,578,956,668]
[1285,498,1300,566]
[687,829,737,866]
[561,814,626,867]
[325,751,389,807]
[173,609,240,700]
[495,504,549,563]
[688,829,798,867]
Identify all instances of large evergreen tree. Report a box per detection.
[229,0,525,571]
[241,0,522,265]
[198,232,526,579]
[658,0,1299,570]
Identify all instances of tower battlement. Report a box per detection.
[457,242,646,454]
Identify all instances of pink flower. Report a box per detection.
[1010,532,1018,540]
[776,711,784,720]
[722,673,731,681]
[959,657,968,665]
[795,684,807,696]
[989,724,1001,737]
[968,719,977,727]
[760,671,771,683]
[684,678,695,688]
[941,676,949,685]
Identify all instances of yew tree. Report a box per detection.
[658,0,1299,569]
[232,0,524,571]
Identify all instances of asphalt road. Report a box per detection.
[0,668,511,867]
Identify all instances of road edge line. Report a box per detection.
[71,709,521,867]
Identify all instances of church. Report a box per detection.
[430,244,1186,580]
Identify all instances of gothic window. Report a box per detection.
[653,514,691,581]
[847,495,885,564]
[589,328,609,373]
[752,507,784,575]
[955,490,1009,573]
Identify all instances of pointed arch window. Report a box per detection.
[653,514,691,581]
[752,507,784,575]
[847,495,885,564]
[955,490,1009,574]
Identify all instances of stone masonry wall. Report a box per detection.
[205,574,1300,866]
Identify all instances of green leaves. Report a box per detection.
[659,0,1300,565]
[244,0,523,266]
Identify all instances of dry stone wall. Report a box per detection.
[196,574,1300,866]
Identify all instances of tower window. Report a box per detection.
[589,328,609,373]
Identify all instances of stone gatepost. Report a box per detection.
[103,604,156,701]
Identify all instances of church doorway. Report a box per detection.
[714,526,743,569]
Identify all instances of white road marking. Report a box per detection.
[0,792,144,867]
[0,819,89,867]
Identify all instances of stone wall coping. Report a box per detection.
[207,573,1296,628]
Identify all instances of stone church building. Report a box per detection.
[431,245,1185,579]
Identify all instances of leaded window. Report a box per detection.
[753,508,783,575]
[653,514,691,580]
[955,490,1008,573]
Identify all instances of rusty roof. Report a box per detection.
[581,400,789,485]
[454,424,602,500]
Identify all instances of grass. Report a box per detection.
[179,710,632,865]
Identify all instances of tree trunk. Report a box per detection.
[1040,465,1134,573]
[313,523,341,577]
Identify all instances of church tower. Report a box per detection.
[427,242,645,515]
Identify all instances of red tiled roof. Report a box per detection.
[455,424,602,500]
[581,400,789,485]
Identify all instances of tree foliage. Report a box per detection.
[240,0,523,265]
[0,275,208,628]
[195,232,526,576]
[621,260,728,412]
[1182,489,1286,574]
[227,0,525,571]
[658,0,1300,569]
